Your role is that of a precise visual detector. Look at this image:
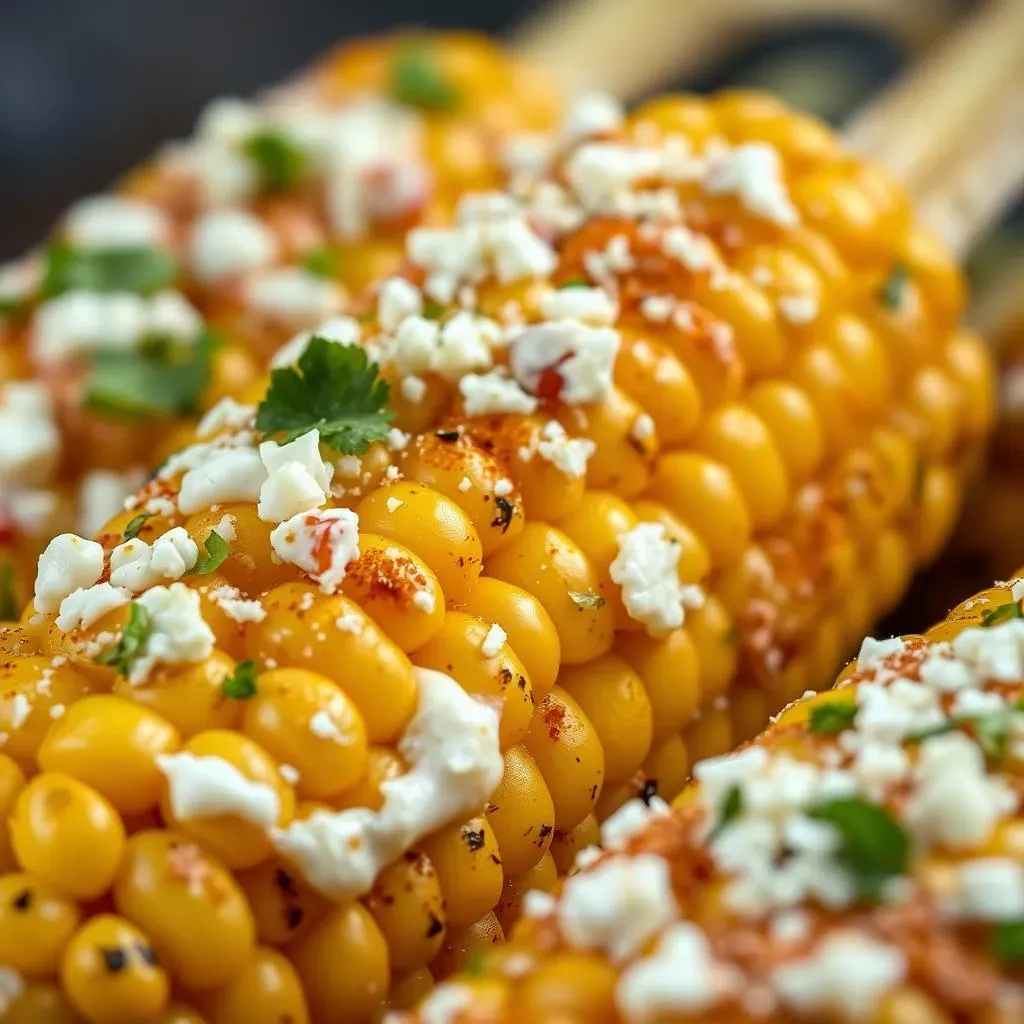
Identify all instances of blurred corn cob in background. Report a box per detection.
[0,34,995,1015]
[0,33,561,611]
[397,568,1024,1024]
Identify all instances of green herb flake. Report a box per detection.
[809,700,859,735]
[40,244,176,298]
[96,603,153,677]
[303,246,341,279]
[559,277,590,289]
[421,299,447,320]
[569,590,606,611]
[256,337,394,455]
[981,602,1023,628]
[808,796,910,901]
[0,563,17,622]
[464,948,488,977]
[878,263,911,310]
[709,784,744,841]
[122,512,155,542]
[84,331,215,420]
[390,46,459,110]
[221,659,259,701]
[189,531,231,576]
[244,130,309,194]
[991,921,1024,964]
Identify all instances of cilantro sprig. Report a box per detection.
[992,921,1024,964]
[390,46,459,110]
[221,660,259,700]
[189,531,230,576]
[908,700,1024,760]
[303,246,341,279]
[96,603,152,677]
[809,700,859,735]
[244,129,308,194]
[981,602,1023,628]
[256,336,394,455]
[40,244,176,298]
[122,512,155,542]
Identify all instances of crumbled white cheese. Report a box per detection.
[566,142,664,213]
[855,636,906,672]
[245,267,344,324]
[561,91,624,147]
[270,315,360,369]
[129,583,216,685]
[258,429,334,523]
[401,375,427,403]
[157,751,280,827]
[189,208,278,282]
[459,370,539,417]
[778,294,819,325]
[493,479,513,498]
[0,382,60,491]
[177,447,266,515]
[480,623,507,659]
[273,667,503,899]
[78,469,145,537]
[55,582,132,632]
[109,527,199,592]
[413,589,436,614]
[270,507,360,594]
[540,285,617,325]
[35,534,106,614]
[214,514,237,543]
[309,709,348,743]
[948,858,1024,921]
[0,966,25,1016]
[702,142,799,228]
[378,276,423,333]
[417,984,473,1024]
[64,195,168,249]
[207,585,267,623]
[600,795,671,851]
[8,694,30,730]
[385,497,403,513]
[510,320,620,405]
[535,420,596,478]
[388,311,498,382]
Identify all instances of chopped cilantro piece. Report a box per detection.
[122,512,155,542]
[809,700,859,735]
[981,602,1023,628]
[808,796,909,901]
[303,246,340,279]
[221,659,259,700]
[991,921,1024,964]
[96,603,152,677]
[569,590,606,610]
[40,244,176,298]
[84,331,215,420]
[0,562,17,621]
[0,296,26,322]
[559,277,590,289]
[878,263,910,310]
[421,299,447,320]
[463,948,488,977]
[709,784,743,841]
[245,129,308,193]
[390,46,459,110]
[256,336,394,455]
[189,531,230,576]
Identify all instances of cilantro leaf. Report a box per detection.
[808,796,910,901]
[981,602,1023,628]
[221,659,259,700]
[809,700,859,735]
[40,244,176,298]
[245,130,308,193]
[256,336,394,455]
[303,246,341,279]
[569,590,606,610]
[559,277,590,289]
[991,921,1024,964]
[189,531,230,576]
[421,299,447,320]
[390,46,459,110]
[122,512,155,542]
[0,296,26,323]
[0,562,17,621]
[878,263,910,310]
[709,784,744,842]
[96,603,152,677]
[84,331,215,420]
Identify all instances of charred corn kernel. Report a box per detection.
[494,850,557,935]
[484,745,555,876]
[196,946,309,1024]
[418,816,503,931]
[38,696,180,815]
[247,583,417,744]
[641,733,690,803]
[430,912,504,981]
[412,612,534,750]
[355,483,483,603]
[524,688,604,831]
[113,831,255,991]
[0,873,80,976]
[11,773,125,901]
[234,857,329,946]
[158,730,294,870]
[458,578,560,698]
[364,850,447,973]
[548,815,600,875]
[241,667,368,799]
[288,901,389,1024]
[0,755,26,872]
[4,982,83,1024]
[60,914,169,1024]
[558,655,652,786]
[486,524,615,665]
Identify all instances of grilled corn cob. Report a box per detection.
[399,569,1024,1024]
[0,32,561,610]
[0,88,993,1023]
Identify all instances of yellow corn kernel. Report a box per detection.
[628,93,718,149]
[486,523,614,665]
[944,329,994,440]
[418,815,504,932]
[548,815,600,875]
[495,851,557,935]
[60,914,170,1024]
[642,733,691,803]
[523,688,604,831]
[364,851,447,973]
[412,611,535,750]
[0,755,26,872]
[683,703,734,765]
[38,696,180,815]
[746,379,825,483]
[195,946,309,1024]
[685,596,738,705]
[458,578,560,699]
[430,912,504,981]
[912,463,960,565]
[517,950,619,1024]
[484,745,555,877]
[390,968,435,1012]
[288,901,389,1024]
[234,855,329,947]
[241,667,368,799]
[558,655,653,786]
[355,482,483,603]
[11,773,125,901]
[0,872,80,976]
[3,982,83,1024]
[158,730,294,870]
[627,501,711,584]
[246,583,417,744]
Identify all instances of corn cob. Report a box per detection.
[398,569,1024,1024]
[0,32,562,610]
[0,88,993,1023]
